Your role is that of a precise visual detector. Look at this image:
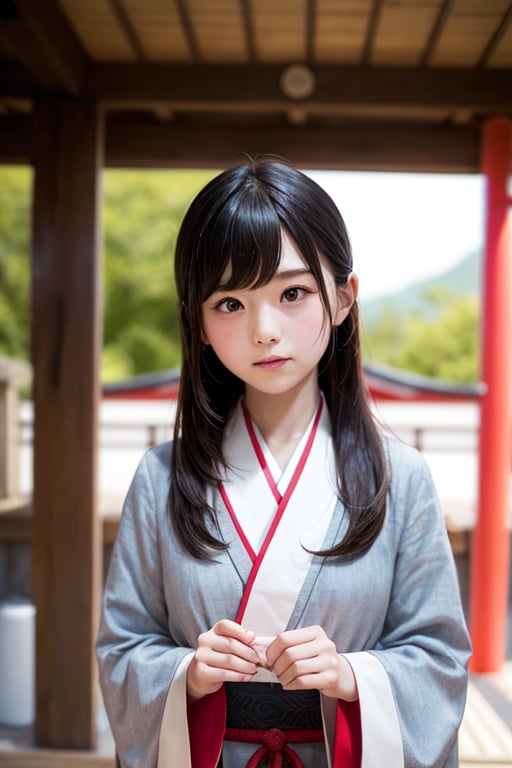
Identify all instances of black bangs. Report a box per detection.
[196,176,283,302]
[176,159,353,314]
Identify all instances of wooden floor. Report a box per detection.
[0,753,114,767]
[459,676,512,766]
[1,672,511,767]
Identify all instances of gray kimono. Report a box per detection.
[96,435,471,768]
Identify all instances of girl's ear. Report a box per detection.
[333,272,359,327]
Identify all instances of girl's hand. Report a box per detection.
[266,625,358,702]
[187,619,259,701]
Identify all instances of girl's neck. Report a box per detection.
[244,377,321,470]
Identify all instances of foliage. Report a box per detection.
[101,169,217,380]
[363,288,480,384]
[0,166,32,362]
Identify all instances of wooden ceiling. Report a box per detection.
[1,0,512,171]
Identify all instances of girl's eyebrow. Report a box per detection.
[212,267,313,294]
[274,268,313,281]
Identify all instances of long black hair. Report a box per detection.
[171,157,389,559]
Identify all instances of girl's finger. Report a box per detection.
[212,619,255,645]
[276,652,337,686]
[266,625,323,666]
[197,621,259,665]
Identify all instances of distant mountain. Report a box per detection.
[360,249,481,327]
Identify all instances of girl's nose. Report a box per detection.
[253,307,280,345]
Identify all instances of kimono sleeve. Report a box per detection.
[348,447,471,768]
[96,446,192,768]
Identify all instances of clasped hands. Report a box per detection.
[186,618,357,703]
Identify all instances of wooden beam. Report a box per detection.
[105,116,480,172]
[0,59,36,98]
[240,0,257,63]
[31,99,103,748]
[420,0,456,67]
[86,63,512,114]
[0,112,32,163]
[478,3,512,68]
[175,0,202,61]
[105,0,146,61]
[0,0,87,94]
[362,0,385,65]
[0,110,482,171]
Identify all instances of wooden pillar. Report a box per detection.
[469,117,512,672]
[31,100,103,748]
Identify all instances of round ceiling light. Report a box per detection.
[280,64,316,100]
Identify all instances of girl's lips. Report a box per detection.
[254,357,289,370]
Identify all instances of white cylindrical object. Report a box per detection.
[0,599,35,725]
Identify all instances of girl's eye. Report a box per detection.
[282,287,306,303]
[218,298,242,313]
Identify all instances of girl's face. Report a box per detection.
[201,231,357,403]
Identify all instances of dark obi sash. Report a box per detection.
[223,682,325,767]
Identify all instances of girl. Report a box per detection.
[97,158,471,768]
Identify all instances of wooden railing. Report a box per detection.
[16,412,480,455]
[5,407,482,560]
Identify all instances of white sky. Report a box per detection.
[308,171,486,302]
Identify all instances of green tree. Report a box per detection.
[101,169,217,380]
[364,291,480,384]
[0,166,32,361]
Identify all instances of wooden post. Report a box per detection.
[469,117,512,672]
[31,99,103,748]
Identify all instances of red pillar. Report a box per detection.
[469,117,512,672]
